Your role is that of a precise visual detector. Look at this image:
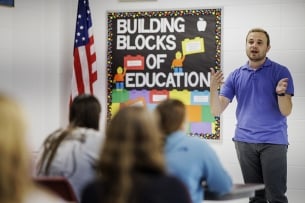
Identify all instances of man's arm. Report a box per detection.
[276,78,293,116]
[277,94,292,116]
[209,68,230,116]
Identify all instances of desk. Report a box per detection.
[204,183,265,201]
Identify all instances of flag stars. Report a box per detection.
[74,0,92,47]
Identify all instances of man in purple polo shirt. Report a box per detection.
[209,28,294,203]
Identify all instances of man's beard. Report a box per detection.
[247,52,265,62]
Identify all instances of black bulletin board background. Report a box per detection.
[107,9,222,140]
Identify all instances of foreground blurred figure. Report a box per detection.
[81,106,191,203]
[0,93,65,203]
[36,94,104,202]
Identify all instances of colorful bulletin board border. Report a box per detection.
[107,8,222,140]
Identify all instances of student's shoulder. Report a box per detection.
[81,180,104,203]
[82,128,103,138]
[47,128,64,139]
[183,135,210,147]
[71,127,103,141]
[163,174,187,186]
[155,175,191,202]
[143,174,178,188]
[180,135,217,157]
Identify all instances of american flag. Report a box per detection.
[71,0,97,100]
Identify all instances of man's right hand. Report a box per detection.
[210,68,224,91]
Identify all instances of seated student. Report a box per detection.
[155,98,233,203]
[0,93,66,203]
[35,94,104,202]
[81,106,191,203]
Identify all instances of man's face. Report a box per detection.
[246,32,270,62]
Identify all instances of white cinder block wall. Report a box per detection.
[0,0,304,202]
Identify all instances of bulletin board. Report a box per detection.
[106,8,222,139]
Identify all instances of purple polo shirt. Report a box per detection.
[220,58,294,145]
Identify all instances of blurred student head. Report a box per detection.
[0,93,31,203]
[155,98,187,135]
[69,94,101,130]
[96,106,165,203]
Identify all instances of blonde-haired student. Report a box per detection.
[81,106,191,203]
[0,93,66,203]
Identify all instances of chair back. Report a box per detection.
[33,176,78,203]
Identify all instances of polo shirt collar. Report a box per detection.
[242,57,272,71]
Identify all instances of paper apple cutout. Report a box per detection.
[197,17,207,32]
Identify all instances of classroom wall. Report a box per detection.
[0,0,304,202]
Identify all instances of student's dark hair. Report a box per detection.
[37,94,101,175]
[155,99,186,135]
[69,94,101,130]
[246,28,270,46]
